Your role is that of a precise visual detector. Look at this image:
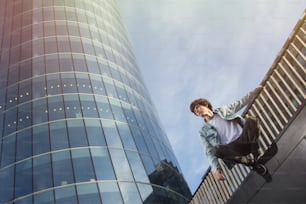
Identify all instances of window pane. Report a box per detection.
[48,96,65,121]
[95,96,113,119]
[16,129,32,161]
[117,123,137,150]
[0,166,14,203]
[77,183,101,204]
[67,120,88,147]
[33,99,48,125]
[33,124,50,155]
[137,183,154,202]
[1,135,16,167]
[109,149,133,181]
[15,159,32,197]
[55,186,77,204]
[98,182,123,204]
[79,94,98,117]
[126,151,149,183]
[102,120,122,148]
[71,148,95,182]
[119,182,142,204]
[84,119,106,146]
[52,151,74,186]
[64,95,82,118]
[91,148,116,180]
[50,121,69,150]
[33,155,53,191]
[34,190,54,204]
[61,73,77,93]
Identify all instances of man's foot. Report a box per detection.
[253,163,272,183]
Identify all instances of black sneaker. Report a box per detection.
[253,163,267,175]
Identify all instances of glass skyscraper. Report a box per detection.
[0,0,191,203]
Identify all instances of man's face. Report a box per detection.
[193,104,214,118]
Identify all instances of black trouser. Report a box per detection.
[213,117,259,168]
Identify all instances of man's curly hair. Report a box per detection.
[189,98,213,114]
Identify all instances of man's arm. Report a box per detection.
[219,86,263,116]
[199,127,222,177]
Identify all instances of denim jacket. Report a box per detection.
[199,87,260,173]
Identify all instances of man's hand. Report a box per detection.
[214,168,225,181]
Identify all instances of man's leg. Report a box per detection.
[213,117,260,164]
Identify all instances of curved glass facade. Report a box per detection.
[0,0,191,203]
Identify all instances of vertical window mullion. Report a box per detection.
[248,109,271,151]
[275,69,302,106]
[282,56,305,88]
[263,85,288,123]
[266,81,292,117]
[252,103,277,140]
[258,94,284,129]
[279,62,305,99]
[270,75,297,113]
[255,99,280,135]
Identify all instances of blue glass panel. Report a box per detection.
[33,154,53,191]
[46,74,61,95]
[32,76,46,99]
[55,186,77,204]
[77,183,102,204]
[33,124,50,155]
[4,108,17,136]
[122,104,138,126]
[103,77,118,98]
[98,182,123,204]
[109,149,133,181]
[102,120,123,148]
[45,37,57,54]
[45,54,59,73]
[20,57,31,80]
[16,129,32,161]
[50,121,69,150]
[76,73,92,93]
[48,96,65,121]
[84,119,106,146]
[137,183,154,202]
[71,148,95,182]
[126,151,149,183]
[33,98,48,125]
[90,75,106,96]
[15,159,32,197]
[52,151,74,186]
[95,95,113,119]
[91,148,116,180]
[118,182,142,204]
[1,135,16,167]
[67,120,88,147]
[63,95,82,118]
[19,80,32,103]
[18,102,32,129]
[72,54,87,72]
[59,54,74,72]
[0,166,14,203]
[61,73,77,93]
[57,37,70,52]
[117,123,137,150]
[34,190,54,204]
[109,99,126,122]
[14,196,33,204]
[86,56,100,74]
[79,94,98,118]
[140,155,155,175]
[130,128,149,154]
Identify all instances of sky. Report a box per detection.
[117,0,305,194]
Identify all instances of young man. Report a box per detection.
[190,86,266,181]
